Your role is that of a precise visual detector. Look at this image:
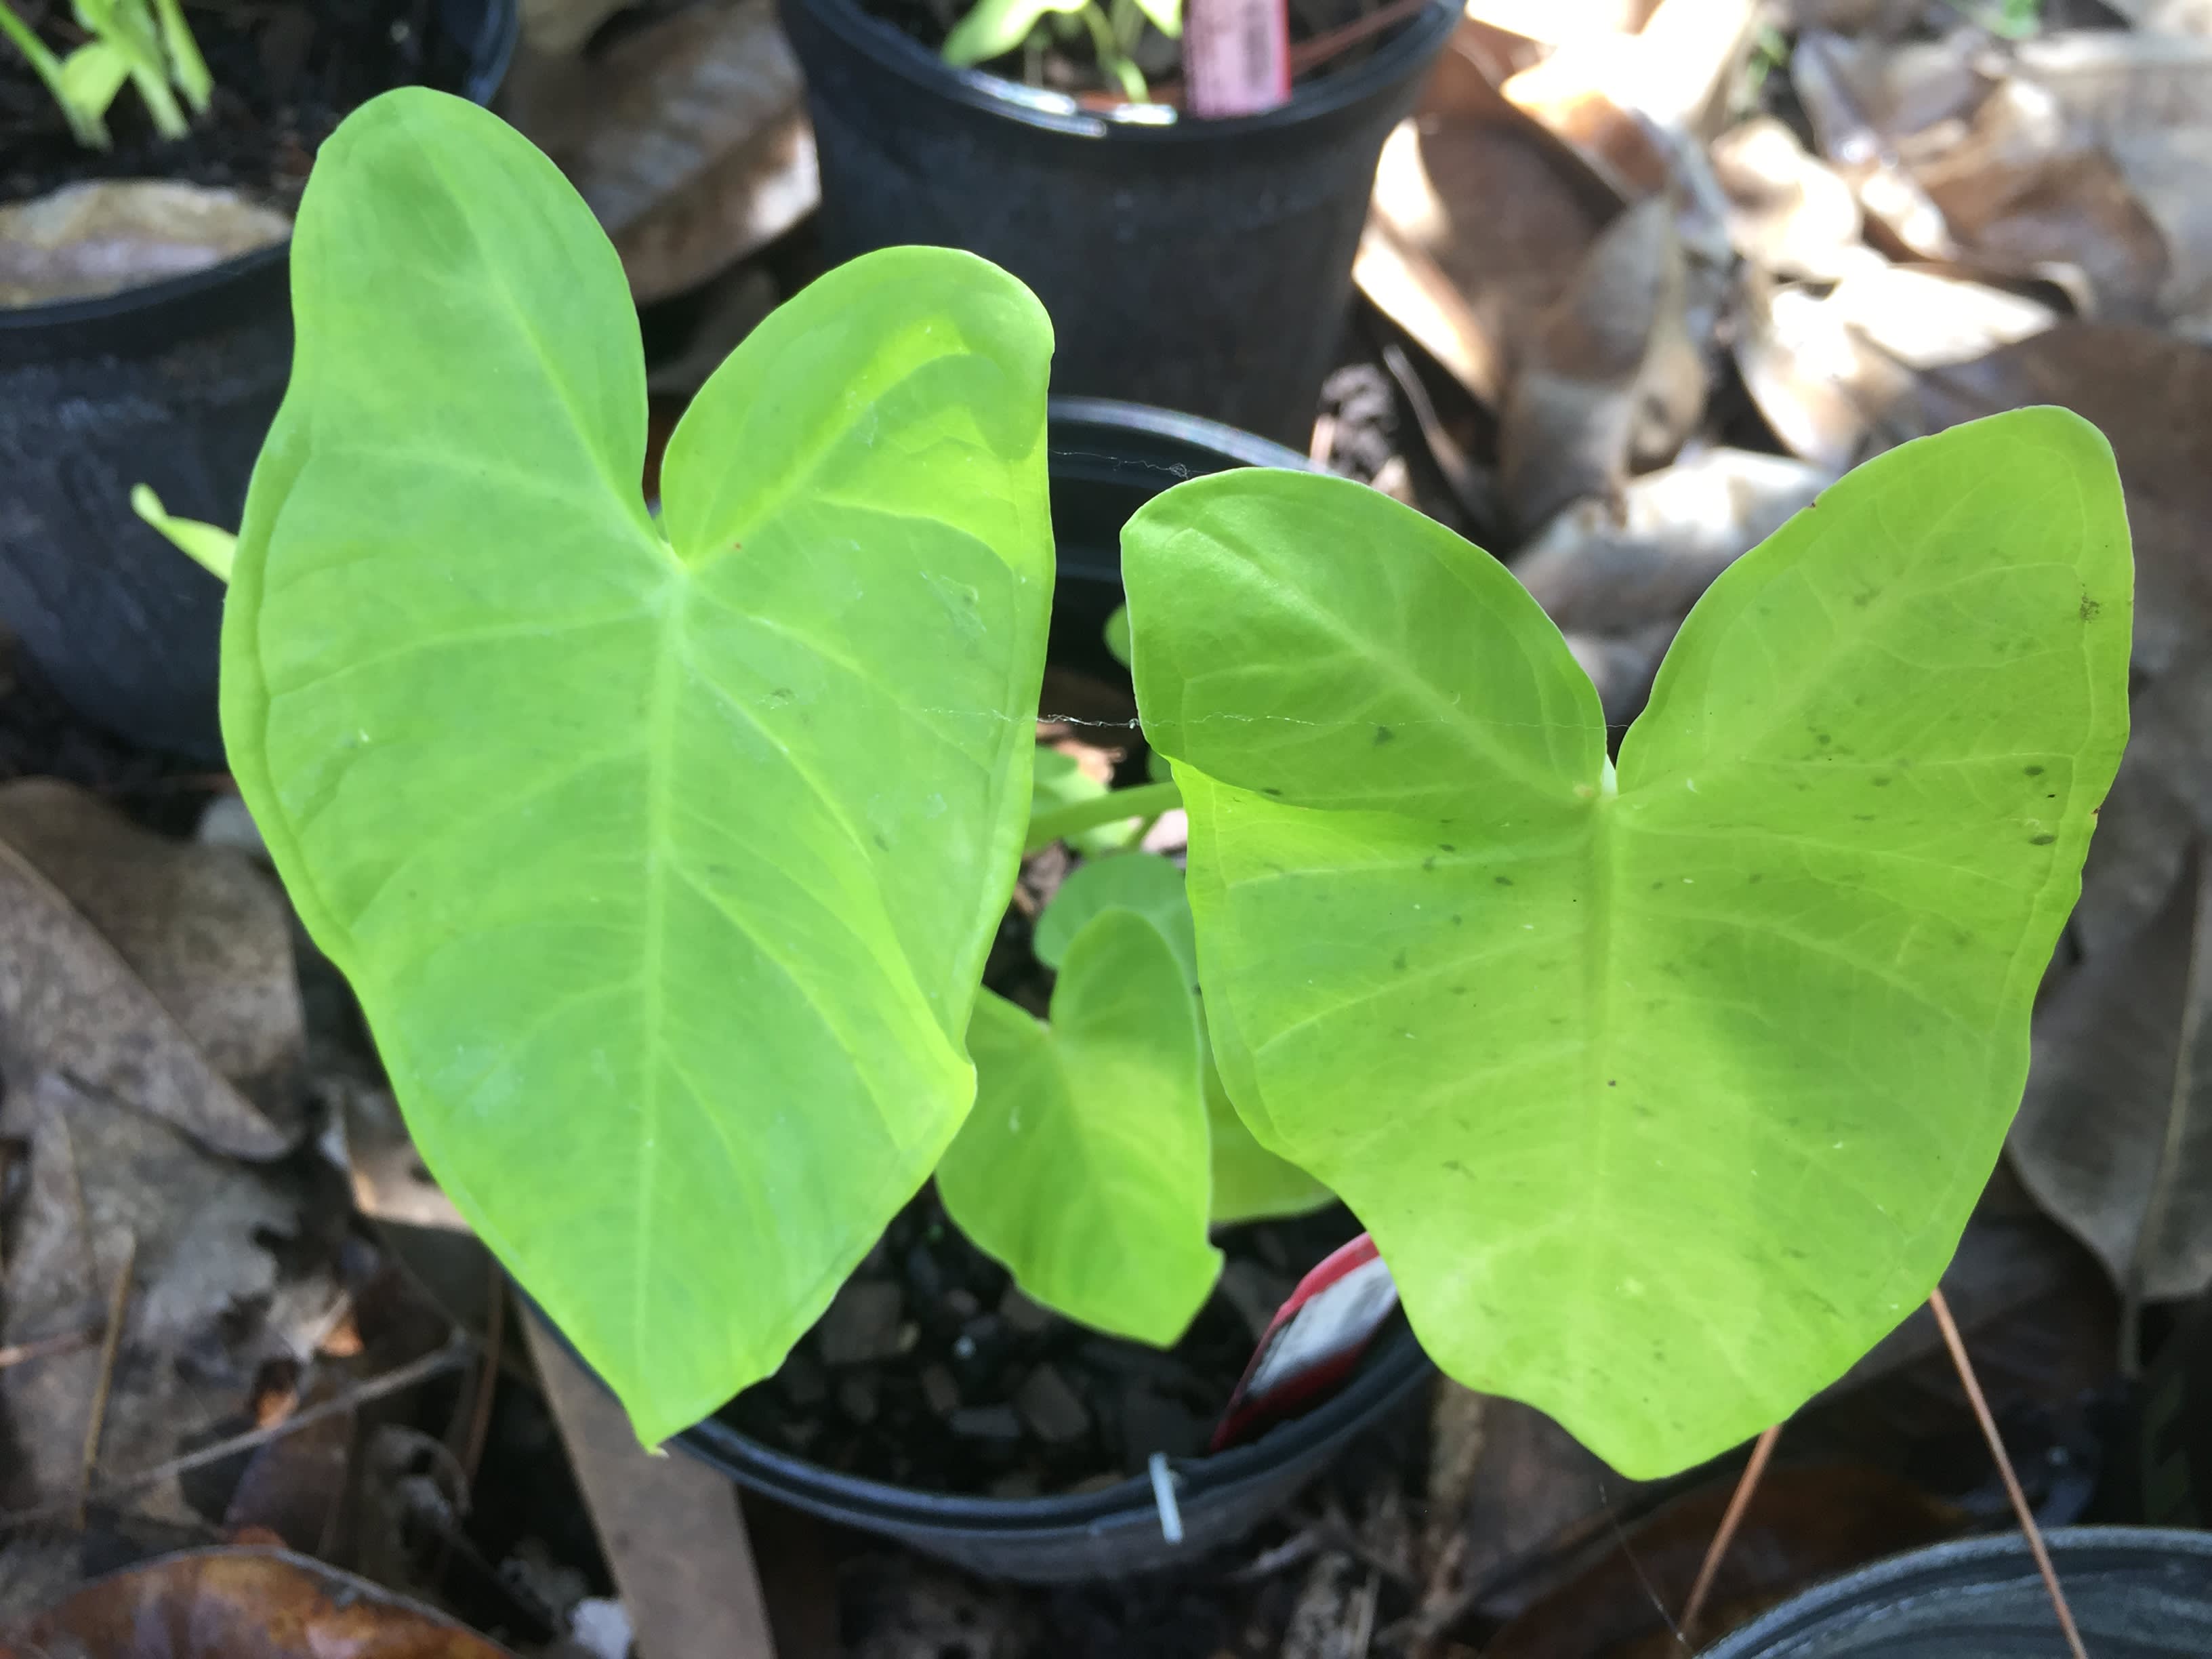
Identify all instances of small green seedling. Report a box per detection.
[1123,422,2131,1475]
[1,0,212,149]
[942,0,1178,103]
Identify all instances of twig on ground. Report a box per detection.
[75,1234,136,1530]
[459,1262,506,1487]
[1679,1421,1782,1647]
[2,1337,473,1531]
[1928,1286,2089,1659]
[0,1322,101,1372]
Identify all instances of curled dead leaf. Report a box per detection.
[3,1548,518,1658]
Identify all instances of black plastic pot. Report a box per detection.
[781,0,1459,449]
[672,397,1434,1583]
[1700,1528,2212,1657]
[0,1,518,762]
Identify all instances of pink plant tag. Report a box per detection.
[1183,0,1292,118]
[1210,1233,1401,1450]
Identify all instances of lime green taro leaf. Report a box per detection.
[940,909,1218,1343]
[220,88,1054,1448]
[1125,408,2131,1477]
[1035,853,1332,1221]
[1033,851,1190,974]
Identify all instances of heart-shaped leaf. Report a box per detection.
[1036,853,1331,1221]
[937,909,1219,1344]
[1124,407,2131,1476]
[221,89,1054,1444]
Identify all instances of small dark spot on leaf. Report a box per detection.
[1815,733,1832,746]
[1607,1079,1618,1087]
[1872,776,1891,787]
[2024,764,2045,777]
[1650,880,1665,890]
[1261,786,1283,797]
[2030,833,2056,846]
[873,832,891,850]
[1452,985,1468,996]
[1748,873,1763,884]
[2080,594,2102,621]
[1392,950,1408,970]
[1439,844,1457,853]
[1494,876,1514,887]
[1374,725,1395,745]
[1451,914,1463,926]
[1443,1160,1467,1174]
[1853,813,1876,822]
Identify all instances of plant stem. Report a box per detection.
[151,0,211,110]
[1680,1422,1781,1645]
[1927,1287,2089,1659]
[1026,779,1181,853]
[1078,1,1146,101]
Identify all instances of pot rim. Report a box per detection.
[0,0,518,334]
[1700,1525,2212,1657]
[782,0,1461,141]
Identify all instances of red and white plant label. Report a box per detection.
[1210,1233,1401,1450]
[1183,0,1291,118]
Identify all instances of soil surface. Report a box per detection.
[863,0,1406,107]
[0,0,487,211]
[719,1186,1376,1496]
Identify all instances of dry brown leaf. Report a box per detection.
[0,779,302,1126]
[0,1074,337,1523]
[0,181,290,306]
[505,0,817,304]
[1790,30,1968,260]
[1708,115,1862,279]
[0,782,297,1160]
[1998,32,2212,335]
[1361,45,1615,409]
[1736,258,2055,468]
[3,1548,518,1658]
[1496,0,1764,196]
[1499,196,1711,533]
[2013,848,2212,1313]
[1910,75,2170,324]
[1518,447,1830,723]
[1517,445,1832,634]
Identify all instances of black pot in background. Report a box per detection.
[781,0,1459,450]
[0,1,518,762]
[1700,1528,2212,1658]
[674,398,1434,1583]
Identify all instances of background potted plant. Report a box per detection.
[778,0,1460,447]
[0,0,516,760]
